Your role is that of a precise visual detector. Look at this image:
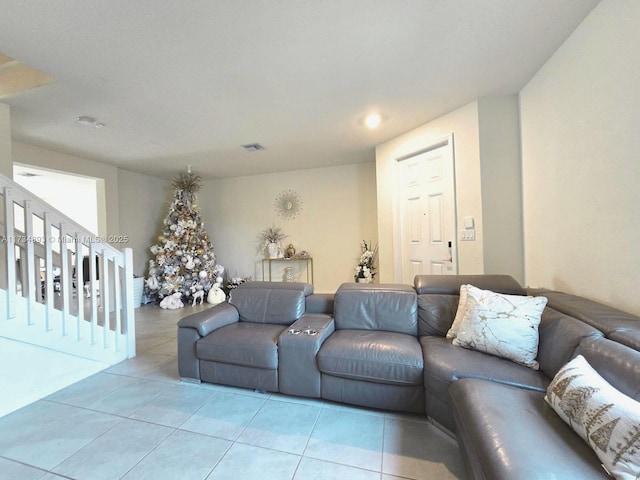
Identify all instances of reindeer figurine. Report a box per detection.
[190,283,205,306]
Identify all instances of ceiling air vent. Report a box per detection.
[241,143,265,152]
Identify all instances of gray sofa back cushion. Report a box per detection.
[575,337,640,401]
[306,293,334,315]
[534,289,640,351]
[236,281,313,296]
[334,283,417,336]
[230,287,306,325]
[415,275,525,337]
[417,294,459,337]
[414,274,525,296]
[537,307,604,379]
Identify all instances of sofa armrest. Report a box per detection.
[177,302,239,337]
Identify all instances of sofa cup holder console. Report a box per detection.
[287,327,319,336]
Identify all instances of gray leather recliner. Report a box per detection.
[316,283,424,413]
[177,281,313,391]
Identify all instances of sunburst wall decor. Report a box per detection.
[274,190,303,220]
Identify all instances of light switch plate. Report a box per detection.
[464,216,475,229]
[461,230,475,241]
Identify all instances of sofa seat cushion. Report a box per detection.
[197,322,287,369]
[450,378,610,480]
[420,336,549,401]
[317,329,423,386]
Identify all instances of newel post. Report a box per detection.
[123,247,136,358]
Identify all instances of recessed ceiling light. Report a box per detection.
[364,113,382,129]
[94,122,105,128]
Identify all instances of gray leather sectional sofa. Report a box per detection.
[177,276,640,480]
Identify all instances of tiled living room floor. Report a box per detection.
[0,304,465,480]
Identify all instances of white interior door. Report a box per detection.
[397,141,456,284]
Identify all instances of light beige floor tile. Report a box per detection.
[305,408,384,471]
[52,419,172,480]
[121,429,231,480]
[130,383,216,427]
[206,443,300,480]
[179,392,267,440]
[237,399,321,454]
[294,457,381,480]
[382,418,465,480]
[86,379,169,416]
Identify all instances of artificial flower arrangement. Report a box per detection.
[259,224,288,258]
[354,240,378,283]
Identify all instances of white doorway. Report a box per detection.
[395,135,457,284]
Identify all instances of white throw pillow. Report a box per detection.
[545,355,640,480]
[452,285,547,369]
[445,284,469,340]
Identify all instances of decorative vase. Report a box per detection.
[268,242,279,259]
[284,266,295,282]
[285,243,296,259]
[132,277,144,308]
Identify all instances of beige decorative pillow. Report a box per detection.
[452,285,547,369]
[545,355,640,480]
[445,284,469,340]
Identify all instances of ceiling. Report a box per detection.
[0,1,599,180]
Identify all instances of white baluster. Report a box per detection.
[123,248,136,358]
[59,224,70,335]
[23,201,36,325]
[3,187,16,319]
[43,213,54,330]
[101,252,110,349]
[89,242,98,345]
[113,260,122,352]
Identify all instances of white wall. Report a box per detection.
[200,162,378,293]
[376,101,484,283]
[13,165,100,235]
[520,0,640,315]
[117,169,169,276]
[0,103,11,178]
[12,142,119,237]
[478,96,524,283]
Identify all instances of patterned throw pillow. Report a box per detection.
[452,285,547,369]
[445,284,469,339]
[545,355,640,480]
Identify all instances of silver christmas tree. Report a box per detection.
[145,171,220,303]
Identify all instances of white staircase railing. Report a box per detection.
[0,172,135,364]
